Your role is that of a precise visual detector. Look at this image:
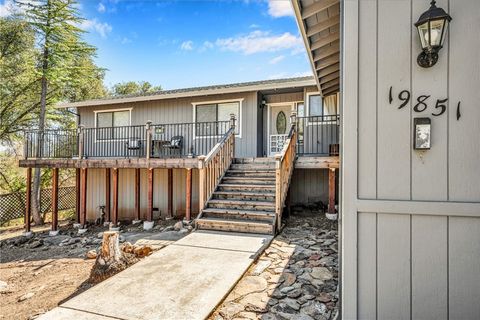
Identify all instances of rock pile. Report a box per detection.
[213,209,338,320]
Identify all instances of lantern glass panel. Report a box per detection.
[429,19,446,47]
[417,21,430,49]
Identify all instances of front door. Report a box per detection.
[268,105,292,156]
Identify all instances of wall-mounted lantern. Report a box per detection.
[414,118,431,150]
[414,0,452,68]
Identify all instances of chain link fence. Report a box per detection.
[0,186,76,224]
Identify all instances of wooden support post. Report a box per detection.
[135,168,141,221]
[51,168,59,231]
[105,168,111,222]
[80,168,88,227]
[167,168,173,219]
[25,168,32,233]
[112,168,119,226]
[147,168,153,222]
[198,156,206,213]
[75,168,80,223]
[185,168,192,221]
[328,168,336,213]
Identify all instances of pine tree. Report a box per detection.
[16,0,97,224]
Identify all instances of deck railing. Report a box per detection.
[23,120,231,160]
[197,115,236,213]
[296,114,339,156]
[275,113,297,231]
[24,129,78,159]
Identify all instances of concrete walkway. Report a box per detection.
[38,230,272,320]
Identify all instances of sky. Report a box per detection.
[1,0,313,90]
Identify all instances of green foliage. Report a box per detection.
[111,81,162,96]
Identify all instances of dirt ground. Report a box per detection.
[0,218,185,320]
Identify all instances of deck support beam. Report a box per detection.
[51,168,59,231]
[328,168,336,214]
[135,168,141,221]
[185,168,192,221]
[25,167,32,233]
[80,168,88,227]
[105,168,111,222]
[75,168,80,223]
[147,168,154,222]
[112,168,119,226]
[167,168,173,219]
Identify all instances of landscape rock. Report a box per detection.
[310,267,333,281]
[232,276,268,297]
[18,292,35,302]
[28,240,43,248]
[173,221,183,231]
[86,250,97,259]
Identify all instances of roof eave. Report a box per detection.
[57,78,317,109]
[291,0,323,95]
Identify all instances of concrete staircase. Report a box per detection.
[196,158,277,235]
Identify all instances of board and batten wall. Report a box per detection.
[342,0,480,319]
[78,92,259,158]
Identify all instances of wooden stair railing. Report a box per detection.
[197,115,236,215]
[274,113,297,232]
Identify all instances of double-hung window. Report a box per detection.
[195,101,240,137]
[95,109,131,140]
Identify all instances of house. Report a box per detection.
[18,0,480,318]
[292,0,480,318]
[19,77,340,235]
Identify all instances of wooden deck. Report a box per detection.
[294,155,339,169]
[18,157,200,169]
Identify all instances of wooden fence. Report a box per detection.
[0,186,76,223]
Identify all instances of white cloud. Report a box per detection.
[249,23,260,29]
[120,37,131,44]
[97,3,106,13]
[0,0,21,17]
[198,41,214,52]
[216,30,303,55]
[267,0,294,18]
[269,55,285,64]
[80,19,112,38]
[180,40,193,51]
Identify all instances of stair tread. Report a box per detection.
[218,184,276,189]
[228,169,275,173]
[214,191,275,196]
[197,217,273,225]
[202,208,275,216]
[223,176,276,180]
[208,199,275,206]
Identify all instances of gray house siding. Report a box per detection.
[78,92,259,158]
[343,0,480,319]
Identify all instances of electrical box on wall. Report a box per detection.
[414,117,431,150]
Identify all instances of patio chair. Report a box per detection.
[161,135,183,157]
[125,137,143,158]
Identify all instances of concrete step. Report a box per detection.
[201,208,275,222]
[207,199,275,212]
[217,184,276,192]
[221,176,276,185]
[233,158,276,164]
[212,191,275,202]
[196,217,274,235]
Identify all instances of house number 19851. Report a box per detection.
[388,86,462,120]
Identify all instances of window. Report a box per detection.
[309,94,323,116]
[95,109,131,140]
[195,101,240,136]
[307,93,338,119]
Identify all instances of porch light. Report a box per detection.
[414,0,452,68]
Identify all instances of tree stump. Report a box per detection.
[89,231,138,284]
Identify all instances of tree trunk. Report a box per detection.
[99,231,122,264]
[31,19,50,225]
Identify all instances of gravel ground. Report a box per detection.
[211,208,339,320]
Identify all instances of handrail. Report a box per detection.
[197,115,236,214]
[274,113,297,232]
